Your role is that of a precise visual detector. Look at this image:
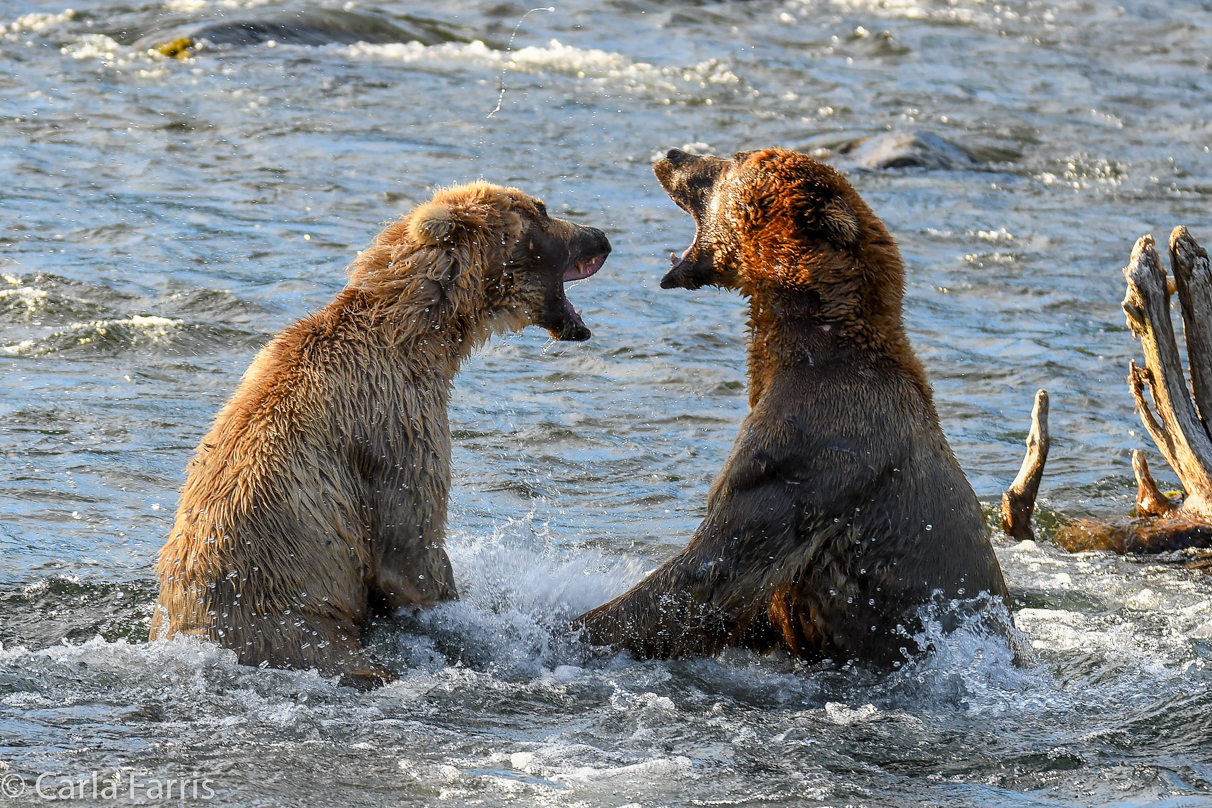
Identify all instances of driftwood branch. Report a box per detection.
[1122,233,1212,520]
[1170,227,1212,429]
[1132,449,1176,517]
[1056,227,1212,559]
[1002,389,1049,541]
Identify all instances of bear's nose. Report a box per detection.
[666,148,691,164]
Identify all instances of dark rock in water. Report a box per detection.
[129,8,461,54]
[829,131,978,170]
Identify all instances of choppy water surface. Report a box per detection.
[2,0,1212,805]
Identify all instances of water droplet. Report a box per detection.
[925,524,933,531]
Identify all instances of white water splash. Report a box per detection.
[487,6,556,119]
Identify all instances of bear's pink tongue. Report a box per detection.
[563,254,606,282]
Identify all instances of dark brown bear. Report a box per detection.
[573,148,1009,666]
[151,182,610,687]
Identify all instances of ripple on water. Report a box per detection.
[1,536,1207,805]
[0,273,269,358]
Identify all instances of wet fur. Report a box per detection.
[151,182,609,686]
[574,149,1009,665]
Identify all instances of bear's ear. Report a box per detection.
[408,202,458,246]
[820,197,860,247]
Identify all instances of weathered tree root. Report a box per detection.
[1054,227,1212,556]
[1002,389,1050,541]
[1054,514,1212,554]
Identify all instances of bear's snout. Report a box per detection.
[574,225,612,267]
[665,148,693,165]
[534,220,610,342]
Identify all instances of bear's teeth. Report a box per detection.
[669,245,694,269]
[563,254,605,282]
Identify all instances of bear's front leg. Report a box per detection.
[152,577,396,688]
[573,562,740,659]
[363,490,459,614]
[572,416,885,661]
[572,489,818,659]
[370,544,458,613]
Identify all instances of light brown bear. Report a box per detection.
[573,148,1009,666]
[151,182,610,687]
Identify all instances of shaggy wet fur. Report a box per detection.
[151,182,609,687]
[573,148,1009,666]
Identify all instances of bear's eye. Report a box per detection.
[534,201,550,221]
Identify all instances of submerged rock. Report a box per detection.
[828,131,978,171]
[130,8,461,56]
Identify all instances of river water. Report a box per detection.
[2,0,1211,805]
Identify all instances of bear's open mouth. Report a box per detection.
[549,251,608,341]
[564,253,606,283]
[653,148,732,290]
[668,220,700,275]
[659,216,714,290]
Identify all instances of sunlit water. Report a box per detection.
[2,0,1211,805]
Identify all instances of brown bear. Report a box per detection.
[573,148,1009,666]
[150,182,610,687]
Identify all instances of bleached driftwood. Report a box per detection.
[1170,228,1212,426]
[1131,449,1175,517]
[1121,229,1212,520]
[1056,227,1212,555]
[1002,389,1050,541]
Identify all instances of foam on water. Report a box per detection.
[0,284,48,316]
[819,0,1056,27]
[1,531,1203,804]
[18,6,743,106]
[349,39,742,102]
[59,33,126,63]
[161,0,275,11]
[0,9,76,37]
[1,524,1210,804]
